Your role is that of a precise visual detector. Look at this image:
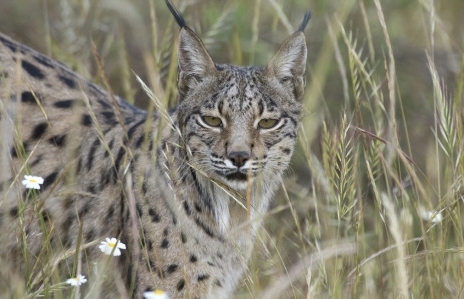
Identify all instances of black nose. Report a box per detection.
[228,151,250,168]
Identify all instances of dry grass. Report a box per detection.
[1,0,464,298]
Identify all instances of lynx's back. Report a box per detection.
[0,1,310,298]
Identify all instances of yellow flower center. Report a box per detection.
[154,289,164,295]
[30,179,37,183]
[108,241,116,248]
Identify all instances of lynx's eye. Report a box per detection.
[202,116,222,127]
[258,118,278,129]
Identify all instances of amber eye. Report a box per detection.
[258,118,278,129]
[202,116,222,127]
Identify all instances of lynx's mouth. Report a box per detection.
[225,172,248,181]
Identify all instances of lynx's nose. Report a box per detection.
[228,151,250,168]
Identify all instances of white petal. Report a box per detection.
[113,248,121,256]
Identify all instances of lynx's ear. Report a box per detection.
[165,0,216,96]
[177,27,217,95]
[266,11,311,100]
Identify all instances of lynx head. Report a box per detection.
[166,1,310,192]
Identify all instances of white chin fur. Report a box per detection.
[222,177,253,191]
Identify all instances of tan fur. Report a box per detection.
[0,5,308,298]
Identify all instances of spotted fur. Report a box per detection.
[0,1,310,298]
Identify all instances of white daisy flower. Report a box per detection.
[66,274,87,286]
[22,175,44,189]
[143,289,170,299]
[99,237,126,256]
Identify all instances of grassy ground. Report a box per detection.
[1,0,464,298]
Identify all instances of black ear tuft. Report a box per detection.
[298,11,312,32]
[165,0,186,28]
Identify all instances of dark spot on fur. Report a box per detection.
[81,114,92,126]
[194,202,202,213]
[135,134,145,147]
[177,279,185,291]
[76,156,83,174]
[142,180,148,195]
[163,228,169,236]
[148,208,160,223]
[127,119,145,137]
[114,147,126,171]
[58,74,76,89]
[195,218,215,238]
[161,238,169,248]
[97,98,111,109]
[166,264,178,274]
[22,60,44,79]
[148,138,154,152]
[21,91,40,104]
[10,146,17,158]
[10,141,27,158]
[86,183,97,194]
[104,138,115,158]
[101,111,115,121]
[183,201,191,216]
[48,134,66,147]
[43,171,59,189]
[284,132,296,139]
[9,206,19,217]
[281,147,291,155]
[149,259,156,269]
[181,232,187,243]
[190,254,198,263]
[197,274,210,282]
[31,123,48,140]
[53,99,74,108]
[136,204,143,216]
[214,279,223,287]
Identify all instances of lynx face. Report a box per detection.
[174,23,307,193]
[181,66,302,191]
